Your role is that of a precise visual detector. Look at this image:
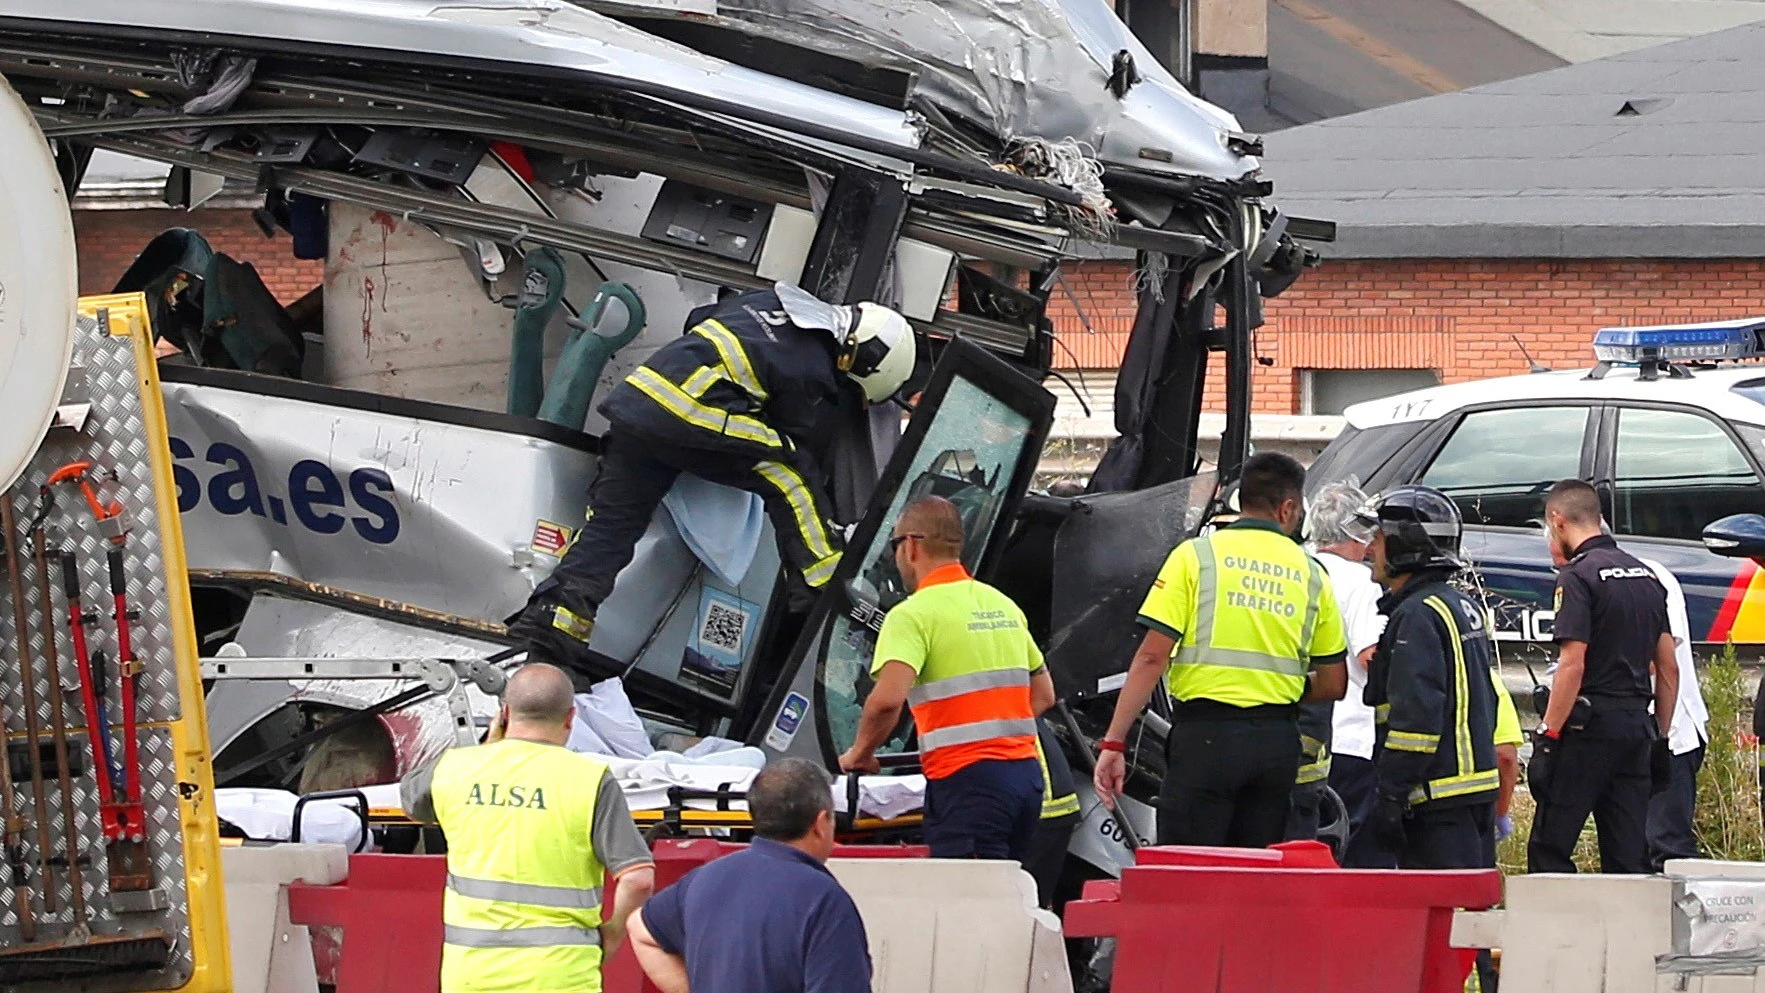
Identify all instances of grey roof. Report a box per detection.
[1455,0,1765,64]
[1267,20,1765,258]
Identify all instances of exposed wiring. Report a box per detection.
[1052,272,1102,418]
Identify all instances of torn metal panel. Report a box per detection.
[672,0,1255,180]
[0,0,919,150]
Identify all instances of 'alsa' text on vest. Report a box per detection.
[464,782,549,810]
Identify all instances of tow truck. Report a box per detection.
[0,0,1331,956]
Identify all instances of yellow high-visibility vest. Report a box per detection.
[432,740,612,993]
[1139,521,1348,707]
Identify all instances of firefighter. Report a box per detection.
[507,283,915,680]
[1094,452,1349,849]
[1362,486,1501,870]
[400,663,657,993]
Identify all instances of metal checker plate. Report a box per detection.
[0,315,193,990]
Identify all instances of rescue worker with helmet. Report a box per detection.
[840,495,1057,861]
[1362,486,1502,869]
[1094,452,1349,848]
[401,663,656,993]
[508,282,916,679]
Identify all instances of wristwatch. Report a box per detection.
[1097,738,1126,754]
[1534,722,1560,740]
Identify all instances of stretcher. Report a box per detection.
[219,754,930,851]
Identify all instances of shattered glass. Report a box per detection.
[819,376,1037,755]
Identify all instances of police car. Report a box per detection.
[1306,319,1765,653]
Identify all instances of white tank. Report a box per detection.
[0,73,77,489]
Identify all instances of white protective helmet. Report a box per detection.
[841,302,915,404]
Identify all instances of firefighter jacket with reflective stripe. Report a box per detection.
[1034,719,1080,819]
[1365,573,1500,811]
[432,740,611,993]
[599,288,845,464]
[1138,519,1349,708]
[1296,701,1333,785]
[872,563,1042,779]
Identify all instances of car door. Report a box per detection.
[1404,402,1601,648]
[1592,403,1765,648]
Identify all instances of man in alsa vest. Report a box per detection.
[1094,452,1349,848]
[401,663,656,993]
[839,496,1056,861]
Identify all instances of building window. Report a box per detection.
[1420,406,1589,529]
[1612,407,1765,542]
[1299,369,1441,416]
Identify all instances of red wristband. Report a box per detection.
[1097,739,1126,754]
[1543,726,1560,740]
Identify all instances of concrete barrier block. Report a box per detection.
[1452,910,1505,949]
[223,844,350,993]
[829,859,1067,993]
[223,843,350,886]
[1669,861,1765,881]
[1499,874,1675,993]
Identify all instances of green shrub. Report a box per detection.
[1693,643,1762,862]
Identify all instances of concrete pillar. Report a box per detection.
[1194,0,1270,124]
[1196,0,1268,59]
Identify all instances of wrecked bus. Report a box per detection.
[0,0,1330,960]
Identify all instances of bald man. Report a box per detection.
[402,664,655,993]
[840,497,1056,861]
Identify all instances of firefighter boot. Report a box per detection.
[505,594,600,689]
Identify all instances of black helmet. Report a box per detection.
[1372,485,1463,574]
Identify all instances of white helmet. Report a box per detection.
[841,302,915,404]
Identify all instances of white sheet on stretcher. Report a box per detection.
[597,753,925,819]
[356,755,926,820]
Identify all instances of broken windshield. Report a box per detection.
[819,375,1038,757]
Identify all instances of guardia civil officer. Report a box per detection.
[508,283,915,682]
[1527,480,1677,875]
[1094,452,1349,848]
[1360,486,1501,868]
[401,663,656,993]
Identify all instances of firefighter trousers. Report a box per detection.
[536,430,842,611]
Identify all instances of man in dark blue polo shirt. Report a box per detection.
[629,758,872,993]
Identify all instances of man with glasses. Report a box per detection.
[839,496,1057,861]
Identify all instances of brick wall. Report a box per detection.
[74,207,322,303]
[72,208,1765,418]
[1049,258,1765,414]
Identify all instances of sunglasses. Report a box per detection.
[888,533,926,553]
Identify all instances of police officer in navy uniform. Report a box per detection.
[508,283,915,682]
[1527,479,1678,874]
[1361,486,1502,870]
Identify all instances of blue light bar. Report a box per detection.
[1593,319,1765,364]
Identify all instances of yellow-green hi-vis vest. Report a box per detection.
[1139,523,1347,708]
[432,739,612,993]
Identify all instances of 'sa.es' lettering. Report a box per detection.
[169,437,401,544]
